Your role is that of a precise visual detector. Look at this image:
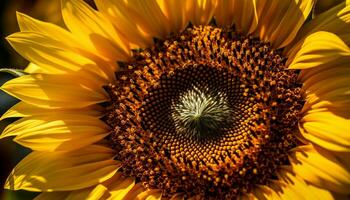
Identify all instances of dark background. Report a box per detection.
[0,1,60,199]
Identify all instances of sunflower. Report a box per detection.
[1,0,350,199]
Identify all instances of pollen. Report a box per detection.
[105,25,304,199]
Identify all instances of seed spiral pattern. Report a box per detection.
[105,25,304,199]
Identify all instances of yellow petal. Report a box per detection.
[137,189,162,200]
[302,72,350,98]
[66,184,109,200]
[0,74,107,109]
[24,63,44,74]
[1,114,109,152]
[188,0,218,26]
[300,66,350,119]
[6,31,112,83]
[289,145,350,194]
[215,0,258,34]
[285,2,350,55]
[5,145,120,192]
[34,192,69,200]
[298,58,350,84]
[250,185,281,200]
[95,0,172,49]
[94,0,151,48]
[123,183,147,200]
[299,111,350,152]
[0,101,103,121]
[16,12,119,78]
[61,0,130,61]
[156,0,190,33]
[35,185,110,200]
[170,193,185,200]
[16,12,76,47]
[254,0,314,48]
[107,176,135,200]
[117,0,171,37]
[301,3,349,42]
[145,191,162,200]
[275,169,334,200]
[286,31,350,69]
[239,193,257,200]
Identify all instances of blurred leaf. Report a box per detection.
[0,72,20,115]
[0,69,27,77]
[2,190,39,200]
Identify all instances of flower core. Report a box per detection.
[105,25,304,198]
[172,84,232,139]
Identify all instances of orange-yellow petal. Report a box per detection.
[285,2,350,55]
[24,63,44,74]
[287,31,350,69]
[297,2,350,44]
[16,12,119,79]
[156,0,190,33]
[187,0,218,26]
[254,0,314,48]
[6,31,112,83]
[95,0,174,49]
[107,176,135,200]
[170,193,185,200]
[16,12,76,47]
[0,114,109,152]
[297,51,350,119]
[250,185,281,200]
[66,184,109,200]
[299,110,350,152]
[123,183,146,200]
[61,0,130,61]
[274,169,334,200]
[0,101,103,120]
[0,74,107,109]
[5,145,120,192]
[289,145,350,194]
[215,0,258,34]
[122,183,161,200]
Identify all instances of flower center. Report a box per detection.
[105,25,304,199]
[172,84,232,139]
